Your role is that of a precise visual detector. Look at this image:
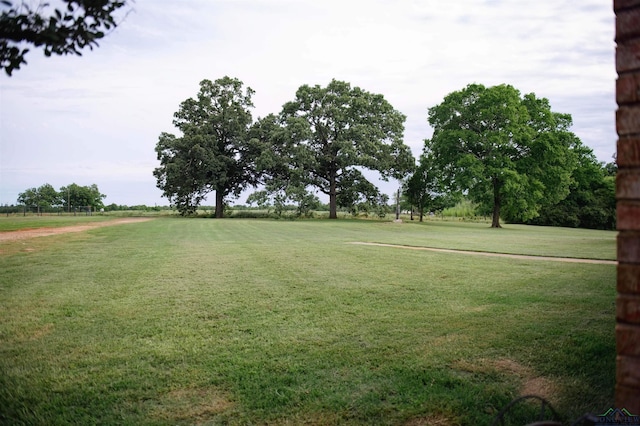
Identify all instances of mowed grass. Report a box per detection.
[0,219,616,425]
[0,215,116,232]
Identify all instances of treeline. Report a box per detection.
[402,83,615,230]
[403,151,616,230]
[521,155,616,230]
[2,200,168,215]
[154,77,411,219]
[13,182,174,214]
[15,183,105,214]
[153,77,616,229]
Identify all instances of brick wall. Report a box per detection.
[615,0,640,413]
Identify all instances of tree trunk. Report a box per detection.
[329,172,337,219]
[215,191,224,218]
[419,207,424,222]
[491,178,502,228]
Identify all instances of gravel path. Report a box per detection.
[0,218,154,243]
[348,242,617,265]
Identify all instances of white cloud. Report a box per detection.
[0,0,617,206]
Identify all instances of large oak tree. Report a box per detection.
[425,83,579,228]
[266,79,414,219]
[154,77,258,217]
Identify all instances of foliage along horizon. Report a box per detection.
[153,77,414,219]
[150,77,615,229]
[12,77,615,230]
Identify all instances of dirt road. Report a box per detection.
[349,241,617,265]
[0,218,154,243]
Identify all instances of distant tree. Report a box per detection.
[286,186,321,217]
[525,147,616,230]
[17,187,38,210]
[426,83,579,228]
[37,183,61,207]
[604,160,617,177]
[0,204,21,214]
[262,79,414,219]
[17,183,61,213]
[154,77,259,217]
[403,152,454,222]
[335,169,383,216]
[1,0,130,75]
[373,193,391,218]
[246,190,272,211]
[59,183,105,211]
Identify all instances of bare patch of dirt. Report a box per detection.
[453,358,558,402]
[521,377,557,400]
[11,323,55,343]
[150,386,234,424]
[0,218,154,243]
[495,359,557,402]
[348,242,616,265]
[29,323,54,341]
[405,414,457,425]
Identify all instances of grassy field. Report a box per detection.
[0,218,616,425]
[0,210,168,232]
[0,215,118,232]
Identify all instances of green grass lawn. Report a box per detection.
[0,218,616,425]
[0,215,118,232]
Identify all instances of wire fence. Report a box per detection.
[0,205,98,216]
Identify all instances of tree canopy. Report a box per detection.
[425,83,579,228]
[403,152,455,222]
[149,78,610,228]
[59,183,105,211]
[154,77,259,217]
[18,183,105,212]
[259,79,414,219]
[1,0,129,75]
[524,150,616,230]
[17,183,60,213]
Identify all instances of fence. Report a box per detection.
[0,206,98,216]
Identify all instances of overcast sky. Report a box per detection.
[0,0,616,207]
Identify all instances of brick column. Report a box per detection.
[615,0,640,413]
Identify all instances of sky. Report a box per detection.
[0,0,617,207]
